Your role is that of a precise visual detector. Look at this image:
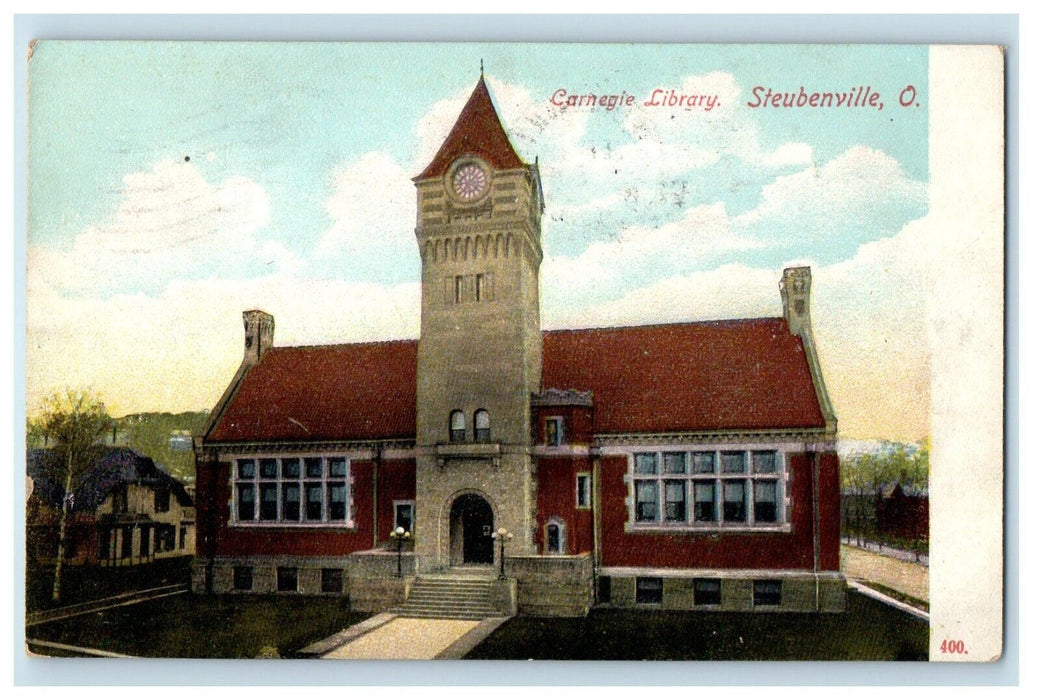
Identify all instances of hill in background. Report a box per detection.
[104,411,209,485]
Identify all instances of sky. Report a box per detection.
[26,42,932,441]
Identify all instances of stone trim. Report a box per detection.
[594,431,835,448]
[201,440,415,456]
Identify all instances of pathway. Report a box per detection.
[841,544,929,605]
[299,612,510,660]
[323,617,480,659]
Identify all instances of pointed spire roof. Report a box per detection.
[417,76,526,180]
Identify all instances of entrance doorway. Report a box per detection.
[449,494,494,565]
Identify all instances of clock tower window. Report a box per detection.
[449,410,466,443]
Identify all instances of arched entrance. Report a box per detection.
[449,494,494,565]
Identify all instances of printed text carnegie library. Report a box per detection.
[551,88,720,112]
[549,85,890,113]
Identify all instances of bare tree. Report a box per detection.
[30,390,112,603]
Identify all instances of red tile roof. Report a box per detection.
[542,319,825,434]
[207,341,418,443]
[206,319,825,443]
[417,76,525,180]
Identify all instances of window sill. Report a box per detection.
[624,523,792,535]
[437,442,501,456]
[229,522,359,531]
[436,442,502,467]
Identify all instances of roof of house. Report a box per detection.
[27,447,193,514]
[206,318,825,443]
[417,76,526,180]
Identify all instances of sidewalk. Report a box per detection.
[299,613,510,660]
[323,617,479,659]
[841,537,929,566]
[841,544,928,606]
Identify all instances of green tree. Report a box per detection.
[29,390,113,603]
[841,442,930,550]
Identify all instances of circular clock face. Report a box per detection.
[452,163,489,202]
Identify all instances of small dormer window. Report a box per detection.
[545,417,564,446]
[450,410,466,443]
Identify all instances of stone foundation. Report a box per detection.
[600,568,846,613]
[506,554,594,617]
[195,550,416,610]
[193,555,845,615]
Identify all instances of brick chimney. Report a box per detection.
[242,309,274,366]
[779,266,812,335]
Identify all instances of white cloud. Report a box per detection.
[544,202,762,304]
[26,271,421,416]
[29,159,271,294]
[544,212,939,442]
[544,263,778,330]
[734,146,926,242]
[314,151,416,261]
[756,141,814,169]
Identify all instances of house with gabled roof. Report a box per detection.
[193,75,844,616]
[27,447,195,567]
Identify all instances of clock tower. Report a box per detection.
[412,75,544,571]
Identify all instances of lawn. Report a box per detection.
[27,594,370,658]
[464,590,928,661]
[26,557,192,612]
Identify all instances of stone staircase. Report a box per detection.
[393,575,505,620]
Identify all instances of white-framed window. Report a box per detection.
[394,500,415,534]
[576,473,591,509]
[233,456,354,527]
[545,416,564,446]
[631,449,785,529]
[546,517,566,554]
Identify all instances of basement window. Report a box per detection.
[233,566,253,591]
[636,576,663,605]
[277,567,298,593]
[321,568,343,594]
[753,579,782,607]
[694,578,722,606]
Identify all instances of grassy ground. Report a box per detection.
[26,556,193,612]
[27,594,369,658]
[841,544,929,606]
[465,591,928,661]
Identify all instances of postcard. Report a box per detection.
[23,41,1004,663]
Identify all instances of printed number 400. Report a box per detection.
[939,639,968,654]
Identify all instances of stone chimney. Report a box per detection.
[242,309,274,366]
[779,266,812,335]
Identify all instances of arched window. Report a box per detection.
[546,517,566,555]
[449,410,466,443]
[474,409,491,443]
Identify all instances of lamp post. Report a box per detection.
[389,526,411,577]
[490,527,513,579]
